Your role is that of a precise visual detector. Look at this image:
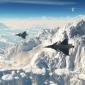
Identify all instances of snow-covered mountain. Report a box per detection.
[0,17,85,85]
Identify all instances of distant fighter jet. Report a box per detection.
[16,31,28,39]
[45,39,74,55]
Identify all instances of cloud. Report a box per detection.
[1,15,85,29]
[0,16,74,29]
[0,0,75,5]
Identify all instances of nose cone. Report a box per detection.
[16,33,21,36]
[45,45,52,48]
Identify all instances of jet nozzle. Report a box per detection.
[72,45,74,48]
[68,44,74,48]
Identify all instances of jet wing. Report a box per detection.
[60,39,68,45]
[62,48,69,55]
[59,46,69,55]
[21,36,25,39]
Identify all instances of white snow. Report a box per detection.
[2,74,13,80]
[20,72,26,78]
[79,74,85,80]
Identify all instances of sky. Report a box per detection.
[0,0,85,19]
[0,0,85,28]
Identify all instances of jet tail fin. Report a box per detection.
[60,39,68,45]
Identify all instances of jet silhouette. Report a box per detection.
[45,39,74,55]
[16,31,28,39]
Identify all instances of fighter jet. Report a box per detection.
[45,39,74,55]
[16,31,28,39]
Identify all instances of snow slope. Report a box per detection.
[0,16,85,85]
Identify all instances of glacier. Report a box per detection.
[0,16,85,85]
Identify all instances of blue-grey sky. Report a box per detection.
[0,0,85,19]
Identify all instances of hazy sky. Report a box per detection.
[0,0,84,19]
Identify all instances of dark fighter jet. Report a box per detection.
[45,39,74,55]
[16,31,28,39]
